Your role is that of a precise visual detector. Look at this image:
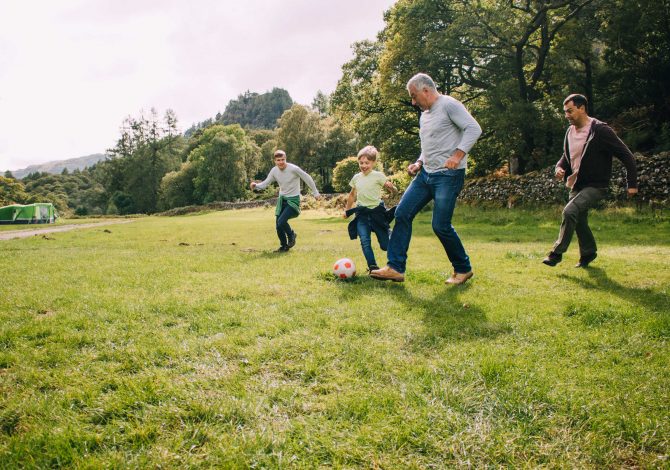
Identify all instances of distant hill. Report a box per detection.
[9,154,109,179]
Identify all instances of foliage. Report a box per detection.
[157,162,198,211]
[20,171,107,216]
[221,88,293,129]
[0,208,668,466]
[0,176,30,206]
[275,105,357,192]
[331,156,360,192]
[594,0,670,152]
[187,124,260,204]
[99,109,185,214]
[332,0,669,175]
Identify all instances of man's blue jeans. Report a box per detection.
[387,168,470,274]
[356,213,389,268]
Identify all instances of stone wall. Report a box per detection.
[459,152,669,207]
[158,153,668,215]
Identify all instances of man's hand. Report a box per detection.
[250,181,257,190]
[407,162,421,176]
[555,168,565,181]
[627,188,638,197]
[443,149,465,170]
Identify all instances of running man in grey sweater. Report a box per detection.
[251,150,320,252]
[371,73,482,284]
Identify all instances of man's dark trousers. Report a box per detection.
[552,186,608,257]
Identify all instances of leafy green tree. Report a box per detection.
[275,105,326,175]
[157,161,198,210]
[221,88,293,129]
[595,0,670,151]
[0,176,29,205]
[334,0,597,175]
[100,109,184,213]
[188,124,260,203]
[319,118,358,191]
[311,90,331,117]
[332,156,360,192]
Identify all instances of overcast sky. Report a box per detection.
[0,0,395,172]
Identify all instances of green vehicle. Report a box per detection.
[0,203,58,224]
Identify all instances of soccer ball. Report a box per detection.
[333,258,356,279]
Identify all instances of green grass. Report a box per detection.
[0,206,668,467]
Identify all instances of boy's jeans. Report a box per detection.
[356,213,390,268]
[552,186,608,256]
[276,201,297,247]
[387,168,470,274]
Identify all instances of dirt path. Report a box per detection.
[0,220,136,240]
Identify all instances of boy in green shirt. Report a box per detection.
[344,146,397,271]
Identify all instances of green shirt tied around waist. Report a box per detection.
[275,195,301,218]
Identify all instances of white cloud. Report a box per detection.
[0,0,394,171]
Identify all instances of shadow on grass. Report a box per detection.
[558,267,670,315]
[331,274,511,351]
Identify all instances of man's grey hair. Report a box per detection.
[407,73,437,93]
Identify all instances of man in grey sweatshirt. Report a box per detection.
[371,73,482,284]
[251,150,320,252]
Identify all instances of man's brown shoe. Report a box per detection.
[445,271,473,285]
[369,265,405,282]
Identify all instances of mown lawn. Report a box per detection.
[0,206,668,467]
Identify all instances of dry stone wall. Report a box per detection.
[460,152,669,207]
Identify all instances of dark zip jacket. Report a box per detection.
[556,118,637,191]
[345,204,396,240]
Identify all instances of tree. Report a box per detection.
[158,161,198,210]
[221,88,293,129]
[595,0,670,151]
[188,124,260,203]
[319,118,358,191]
[101,109,184,213]
[333,0,598,174]
[311,90,331,117]
[332,156,360,193]
[0,176,29,205]
[275,105,326,175]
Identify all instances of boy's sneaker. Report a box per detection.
[274,246,289,253]
[367,264,380,274]
[287,232,297,248]
[575,252,597,268]
[542,252,562,266]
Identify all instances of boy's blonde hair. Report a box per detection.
[357,145,378,161]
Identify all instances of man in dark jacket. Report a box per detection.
[543,94,638,268]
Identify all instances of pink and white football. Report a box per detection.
[333,258,356,279]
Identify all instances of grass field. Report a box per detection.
[0,206,668,467]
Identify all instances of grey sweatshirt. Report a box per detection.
[417,95,482,172]
[254,163,320,197]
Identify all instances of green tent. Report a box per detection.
[0,203,57,224]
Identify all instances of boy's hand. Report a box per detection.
[250,181,257,190]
